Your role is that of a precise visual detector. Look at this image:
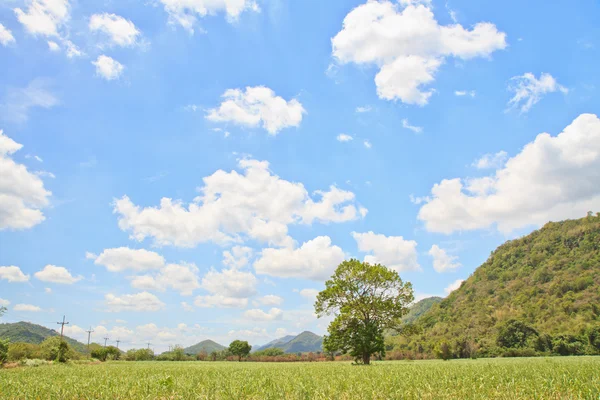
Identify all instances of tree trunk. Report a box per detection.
[362,353,370,365]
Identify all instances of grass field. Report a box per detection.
[1,357,599,399]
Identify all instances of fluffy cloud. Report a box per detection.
[181,301,194,311]
[92,55,125,81]
[89,13,142,47]
[206,86,305,135]
[34,265,83,284]
[159,0,259,34]
[428,245,461,273]
[418,114,600,234]
[258,295,283,306]
[337,134,353,142]
[244,307,283,321]
[444,279,464,295]
[355,106,371,113]
[298,288,319,301]
[473,151,508,170]
[0,23,15,46]
[1,79,59,123]
[363,140,372,149]
[352,231,420,272]
[0,298,10,307]
[194,294,248,309]
[114,159,365,248]
[507,72,567,113]
[14,0,70,37]
[254,236,345,280]
[201,267,257,298]
[130,263,201,296]
[105,292,165,312]
[91,247,165,272]
[455,90,476,97]
[331,1,506,105]
[0,266,30,283]
[14,304,42,312]
[222,246,253,269]
[402,119,423,133]
[0,131,52,230]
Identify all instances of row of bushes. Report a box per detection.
[1,337,85,364]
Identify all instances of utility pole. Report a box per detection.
[104,336,109,347]
[56,315,69,339]
[147,343,151,350]
[85,327,94,352]
[116,339,121,349]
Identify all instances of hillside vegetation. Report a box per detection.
[256,331,323,354]
[0,322,87,353]
[390,214,600,358]
[183,340,225,355]
[402,297,442,324]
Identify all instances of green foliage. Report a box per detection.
[125,348,154,361]
[183,339,226,355]
[316,259,413,364]
[588,325,600,352]
[40,337,70,363]
[0,306,6,317]
[91,346,120,362]
[0,322,87,353]
[401,297,442,324]
[229,340,251,361]
[0,338,8,365]
[252,348,285,357]
[7,343,41,361]
[496,319,538,349]
[436,342,452,360]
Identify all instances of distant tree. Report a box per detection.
[588,325,600,352]
[229,340,251,361]
[196,350,208,361]
[0,339,8,365]
[0,306,6,317]
[210,351,218,361]
[40,337,70,362]
[315,259,413,365]
[254,348,285,357]
[8,343,41,361]
[172,345,185,361]
[496,319,538,349]
[436,342,452,360]
[91,346,120,362]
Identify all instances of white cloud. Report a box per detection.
[194,294,248,309]
[332,1,506,105]
[47,40,59,51]
[206,86,305,135]
[0,298,10,307]
[34,264,83,284]
[45,287,52,294]
[181,301,194,311]
[363,140,372,149]
[89,13,142,47]
[254,236,345,280]
[14,0,70,37]
[244,307,283,321]
[0,266,30,283]
[418,113,600,234]
[455,90,476,97]
[0,130,52,230]
[258,295,283,306]
[201,267,257,298]
[159,0,260,34]
[428,245,461,273]
[92,55,125,81]
[222,246,253,269]
[444,279,464,295]
[63,39,82,58]
[336,133,353,142]
[131,263,201,296]
[1,79,59,123]
[507,72,568,113]
[355,105,371,113]
[114,159,365,248]
[0,23,15,46]
[402,118,423,133]
[298,288,319,301]
[105,292,165,312]
[473,151,508,170]
[352,231,420,272]
[91,247,165,272]
[14,304,42,312]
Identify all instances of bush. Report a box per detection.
[8,342,41,361]
[496,319,538,349]
[40,337,71,363]
[91,346,121,361]
[436,342,452,360]
[0,338,9,365]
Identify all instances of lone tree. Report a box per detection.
[315,259,413,365]
[228,340,251,361]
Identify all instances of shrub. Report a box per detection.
[8,342,42,361]
[40,337,71,363]
[0,338,9,365]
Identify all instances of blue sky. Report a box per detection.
[0,0,599,352]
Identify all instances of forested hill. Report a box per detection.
[0,321,87,353]
[402,297,442,324]
[394,214,600,357]
[183,340,225,355]
[256,331,323,353]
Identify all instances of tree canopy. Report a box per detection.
[315,259,413,364]
[229,340,251,361]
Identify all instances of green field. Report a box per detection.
[1,357,599,399]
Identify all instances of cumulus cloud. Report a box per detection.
[428,245,461,273]
[89,13,142,47]
[331,1,506,105]
[92,55,125,81]
[418,114,600,234]
[444,279,464,295]
[14,304,42,312]
[114,159,365,248]
[473,151,508,170]
[0,266,30,282]
[34,264,83,284]
[159,0,260,34]
[130,263,201,296]
[507,72,568,113]
[0,131,52,230]
[222,246,253,269]
[206,86,305,135]
[91,247,165,272]
[0,298,10,307]
[105,292,165,312]
[244,307,283,321]
[194,294,248,309]
[14,0,70,37]
[201,267,257,298]
[337,134,353,142]
[1,79,59,123]
[352,231,420,272]
[181,301,194,311]
[0,23,15,46]
[355,106,372,113]
[298,288,319,301]
[258,295,283,306]
[254,236,345,280]
[402,119,423,133]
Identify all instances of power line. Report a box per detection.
[147,342,151,350]
[85,327,94,352]
[56,315,69,339]
[116,339,121,349]
[104,336,109,347]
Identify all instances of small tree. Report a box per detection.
[0,306,6,317]
[40,337,70,362]
[315,259,413,365]
[229,340,251,361]
[496,319,538,349]
[436,342,452,360]
[0,339,8,365]
[172,345,185,361]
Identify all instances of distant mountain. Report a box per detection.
[257,331,323,353]
[183,339,226,355]
[0,321,87,353]
[402,297,443,324]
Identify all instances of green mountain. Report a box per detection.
[402,297,443,324]
[183,339,226,355]
[392,215,600,357]
[0,321,87,353]
[258,331,323,353]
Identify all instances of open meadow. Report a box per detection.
[1,357,599,399]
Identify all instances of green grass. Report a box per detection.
[1,357,599,399]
